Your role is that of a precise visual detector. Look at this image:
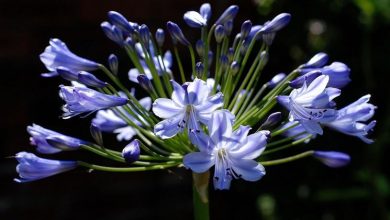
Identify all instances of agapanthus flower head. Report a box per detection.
[59,85,128,119]
[324,95,376,143]
[153,78,223,139]
[122,139,141,163]
[14,152,77,183]
[27,124,85,154]
[277,75,339,135]
[40,38,99,77]
[184,110,268,190]
[313,151,351,168]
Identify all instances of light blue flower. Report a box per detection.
[300,62,351,88]
[277,75,339,135]
[92,96,152,141]
[183,3,211,28]
[184,110,268,190]
[59,85,128,119]
[27,124,86,154]
[153,78,223,139]
[324,95,376,143]
[313,151,350,168]
[40,39,99,77]
[14,152,77,183]
[128,43,173,83]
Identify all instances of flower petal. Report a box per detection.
[152,98,184,119]
[170,80,187,105]
[231,159,265,181]
[208,110,234,144]
[154,113,185,139]
[230,130,269,160]
[183,152,214,173]
[187,78,210,105]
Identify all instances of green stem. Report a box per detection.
[78,161,181,172]
[260,151,314,166]
[192,172,210,220]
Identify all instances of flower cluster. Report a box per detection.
[14,3,375,193]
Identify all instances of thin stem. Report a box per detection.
[260,151,314,166]
[78,161,181,172]
[262,135,313,156]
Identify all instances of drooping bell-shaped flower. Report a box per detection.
[14,152,77,183]
[184,110,268,190]
[313,151,351,168]
[324,95,376,143]
[277,75,339,135]
[27,124,86,154]
[152,78,223,139]
[92,96,151,141]
[184,3,211,28]
[40,39,99,77]
[59,85,128,119]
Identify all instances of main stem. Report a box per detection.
[192,172,210,220]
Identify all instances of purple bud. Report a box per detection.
[195,62,204,76]
[303,52,329,68]
[184,11,207,28]
[137,74,153,92]
[260,112,282,129]
[215,5,239,25]
[231,61,240,75]
[78,71,107,88]
[167,21,190,46]
[224,20,234,36]
[313,151,351,168]
[290,70,322,88]
[90,123,103,146]
[45,136,81,151]
[108,54,119,74]
[196,40,205,57]
[124,37,135,48]
[220,55,229,70]
[155,28,165,47]
[227,48,234,62]
[261,13,291,33]
[107,11,135,35]
[200,3,212,21]
[214,25,225,43]
[139,24,150,46]
[241,20,252,39]
[268,73,286,88]
[122,139,141,163]
[101,22,125,46]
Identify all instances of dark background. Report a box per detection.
[1,0,389,219]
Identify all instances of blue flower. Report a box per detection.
[14,152,77,183]
[277,75,339,135]
[40,39,99,77]
[153,78,223,139]
[324,95,376,143]
[300,62,351,88]
[128,44,172,83]
[92,96,152,141]
[313,151,350,168]
[183,3,211,28]
[27,124,86,154]
[184,110,268,190]
[59,85,128,119]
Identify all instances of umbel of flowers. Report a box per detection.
[14,3,376,218]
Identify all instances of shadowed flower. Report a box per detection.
[14,152,77,183]
[277,75,339,135]
[40,39,99,77]
[27,124,86,154]
[92,96,151,141]
[59,85,128,119]
[313,151,350,168]
[153,78,223,139]
[184,110,268,190]
[324,95,376,143]
[184,3,211,28]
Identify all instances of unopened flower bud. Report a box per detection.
[268,73,286,88]
[215,5,239,25]
[139,24,150,46]
[195,62,204,76]
[122,139,141,163]
[313,151,350,168]
[214,25,225,43]
[231,61,240,75]
[155,28,165,47]
[240,20,252,39]
[167,21,190,46]
[108,54,119,75]
[78,71,107,88]
[90,123,104,146]
[196,40,204,57]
